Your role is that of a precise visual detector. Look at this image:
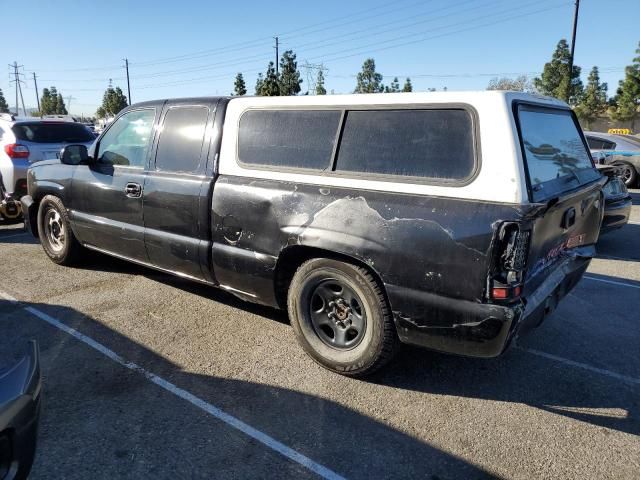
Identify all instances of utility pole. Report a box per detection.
[274,37,279,74]
[32,72,40,112]
[567,0,580,97]
[66,95,75,112]
[123,58,131,104]
[9,62,26,116]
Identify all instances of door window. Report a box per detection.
[155,106,209,173]
[97,109,155,168]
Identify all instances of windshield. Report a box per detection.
[517,105,599,201]
[12,122,95,143]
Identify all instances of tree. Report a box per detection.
[385,77,400,93]
[0,89,9,113]
[40,88,53,115]
[402,78,413,92]
[315,69,327,95]
[611,41,640,131]
[96,86,128,118]
[257,62,280,96]
[487,75,533,92]
[254,73,264,95]
[279,50,302,96]
[575,67,608,129]
[354,58,383,93]
[39,86,67,115]
[55,94,68,115]
[233,73,247,96]
[534,39,583,105]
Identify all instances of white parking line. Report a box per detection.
[583,275,640,289]
[0,290,345,480]
[518,347,640,386]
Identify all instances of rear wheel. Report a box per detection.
[288,258,399,377]
[614,162,637,187]
[37,195,83,265]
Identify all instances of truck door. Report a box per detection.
[70,108,157,262]
[142,101,216,282]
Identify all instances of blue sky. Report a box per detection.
[3,0,638,116]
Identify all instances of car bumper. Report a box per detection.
[601,195,632,233]
[388,250,593,357]
[0,341,42,479]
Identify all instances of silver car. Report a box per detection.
[0,114,95,220]
[584,131,640,187]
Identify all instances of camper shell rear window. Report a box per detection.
[515,104,600,202]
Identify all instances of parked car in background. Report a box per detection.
[0,341,41,480]
[584,131,640,187]
[598,165,632,234]
[0,113,95,220]
[22,92,605,376]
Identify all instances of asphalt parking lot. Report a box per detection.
[1,191,639,479]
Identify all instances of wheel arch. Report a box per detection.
[274,245,391,311]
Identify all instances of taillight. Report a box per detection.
[4,143,29,159]
[491,223,530,301]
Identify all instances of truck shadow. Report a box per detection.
[68,251,640,438]
[0,299,491,479]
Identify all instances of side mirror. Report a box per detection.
[60,145,92,165]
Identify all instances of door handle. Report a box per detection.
[561,207,576,229]
[125,182,142,198]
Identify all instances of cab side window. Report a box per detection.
[97,109,155,168]
[155,106,209,173]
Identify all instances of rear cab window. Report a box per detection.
[12,122,95,143]
[515,104,600,202]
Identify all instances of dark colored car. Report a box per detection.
[0,341,41,480]
[598,165,632,234]
[21,92,605,376]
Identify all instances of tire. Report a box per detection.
[614,162,637,188]
[287,258,399,377]
[37,195,83,265]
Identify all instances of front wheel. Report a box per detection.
[288,258,399,377]
[37,195,83,265]
[614,162,637,188]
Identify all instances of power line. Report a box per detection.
[309,1,572,65]
[35,0,524,85]
[130,0,421,68]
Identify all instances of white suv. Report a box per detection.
[0,113,95,220]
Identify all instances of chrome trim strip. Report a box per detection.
[218,284,258,298]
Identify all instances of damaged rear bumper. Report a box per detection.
[387,249,593,358]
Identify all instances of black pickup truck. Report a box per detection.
[21,93,605,376]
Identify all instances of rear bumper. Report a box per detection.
[388,250,593,357]
[601,195,632,233]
